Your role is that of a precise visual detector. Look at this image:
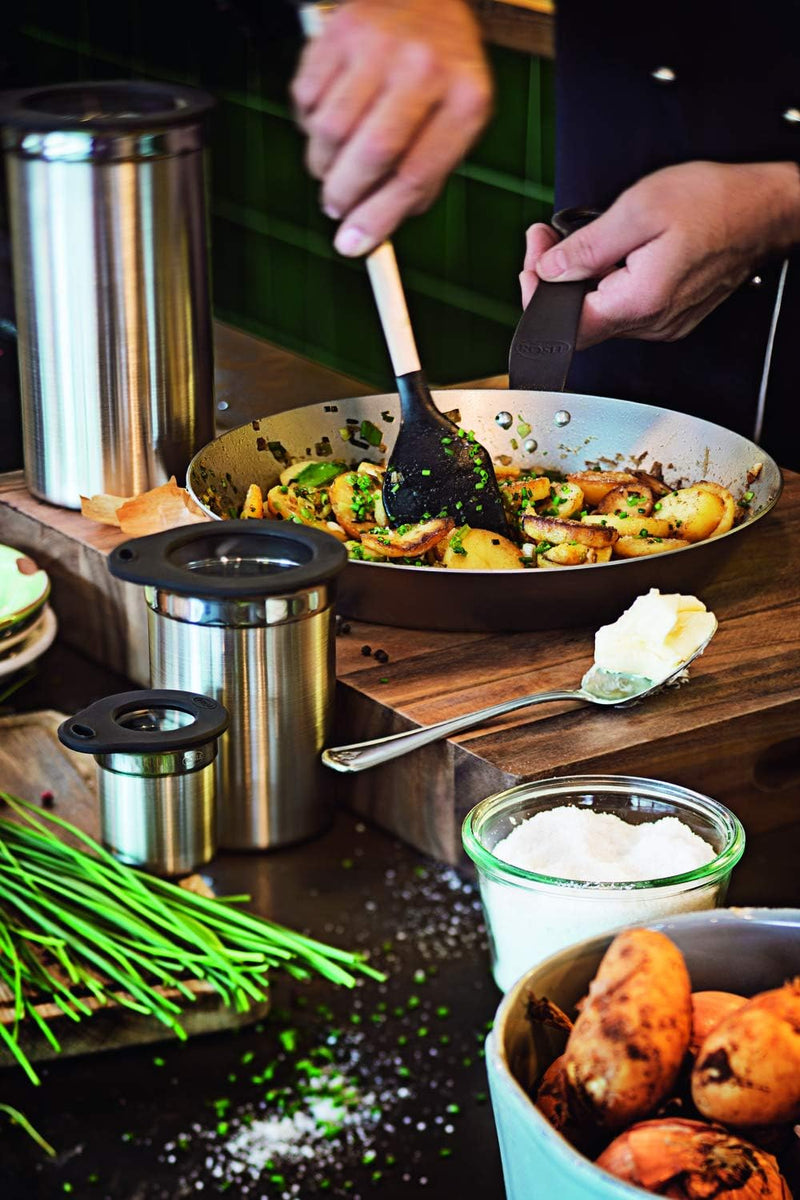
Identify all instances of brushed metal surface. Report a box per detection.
[147,595,336,850]
[188,390,783,631]
[99,760,216,877]
[4,109,214,508]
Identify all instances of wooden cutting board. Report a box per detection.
[0,711,269,1066]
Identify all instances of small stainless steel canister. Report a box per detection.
[108,521,347,850]
[0,80,216,508]
[58,690,228,876]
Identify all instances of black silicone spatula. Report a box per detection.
[367,242,509,535]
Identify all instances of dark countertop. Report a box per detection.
[2,639,799,1200]
[1,648,505,1200]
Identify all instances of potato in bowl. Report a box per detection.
[486,909,800,1200]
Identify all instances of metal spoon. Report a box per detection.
[322,621,717,774]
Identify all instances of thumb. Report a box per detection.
[537,204,647,282]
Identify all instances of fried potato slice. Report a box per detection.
[595,483,653,517]
[566,470,640,506]
[241,483,264,519]
[539,542,614,567]
[442,527,525,569]
[501,476,551,512]
[582,513,672,537]
[655,485,726,541]
[614,536,691,558]
[329,471,385,539]
[540,480,585,519]
[266,484,347,541]
[361,518,453,559]
[695,480,736,537]
[345,540,388,562]
[634,469,671,497]
[523,514,618,549]
[541,542,590,566]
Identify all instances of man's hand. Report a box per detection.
[520,161,800,348]
[292,0,492,256]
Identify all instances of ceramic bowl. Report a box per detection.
[485,907,800,1200]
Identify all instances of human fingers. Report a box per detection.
[576,259,735,348]
[291,37,344,121]
[333,83,490,256]
[321,54,447,219]
[536,196,661,283]
[520,223,559,307]
[303,63,386,183]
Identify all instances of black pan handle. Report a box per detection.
[508,206,602,393]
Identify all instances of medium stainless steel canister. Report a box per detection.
[0,80,216,508]
[58,690,229,876]
[108,521,348,850]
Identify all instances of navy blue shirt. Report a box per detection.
[555,0,800,467]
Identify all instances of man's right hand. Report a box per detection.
[291,0,493,257]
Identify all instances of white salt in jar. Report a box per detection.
[461,775,744,992]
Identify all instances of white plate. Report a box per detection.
[0,605,58,680]
[0,605,48,654]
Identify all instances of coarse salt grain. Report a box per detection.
[482,806,721,992]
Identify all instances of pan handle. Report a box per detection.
[508,206,601,393]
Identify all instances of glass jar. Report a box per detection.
[462,775,745,992]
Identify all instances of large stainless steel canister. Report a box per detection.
[109,521,348,850]
[58,689,229,877]
[0,80,216,508]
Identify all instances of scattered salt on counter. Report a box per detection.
[482,806,721,992]
[493,807,714,882]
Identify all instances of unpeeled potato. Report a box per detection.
[564,929,692,1130]
[689,991,747,1058]
[692,979,800,1126]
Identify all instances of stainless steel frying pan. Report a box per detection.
[187,388,781,630]
[189,209,780,630]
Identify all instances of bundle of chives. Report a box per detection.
[0,793,383,1085]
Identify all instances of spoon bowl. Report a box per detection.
[322,619,717,773]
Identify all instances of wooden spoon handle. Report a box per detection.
[366,241,422,377]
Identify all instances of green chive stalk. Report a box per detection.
[0,792,384,1084]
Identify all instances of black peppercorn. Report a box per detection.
[374,649,389,663]
[361,645,372,656]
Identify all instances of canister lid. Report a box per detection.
[0,80,214,133]
[108,520,347,598]
[58,690,228,755]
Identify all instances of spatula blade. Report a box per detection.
[382,374,509,536]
